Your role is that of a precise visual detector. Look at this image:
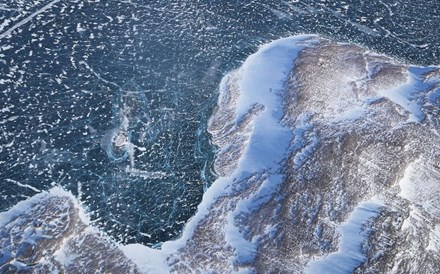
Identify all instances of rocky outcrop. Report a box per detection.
[0,188,140,273]
[169,36,440,273]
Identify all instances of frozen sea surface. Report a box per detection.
[0,0,439,246]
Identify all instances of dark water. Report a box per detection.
[0,0,438,246]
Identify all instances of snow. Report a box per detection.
[119,243,170,274]
[0,186,67,227]
[0,187,84,269]
[305,201,383,274]
[175,34,315,249]
[377,66,437,123]
[235,35,317,122]
[50,186,91,226]
[398,158,440,217]
[330,106,369,124]
[0,185,90,228]
[225,211,258,264]
[427,225,440,252]
[234,35,319,175]
[398,157,440,254]
[291,114,319,169]
[54,243,79,268]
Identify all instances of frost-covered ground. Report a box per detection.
[2,35,440,273]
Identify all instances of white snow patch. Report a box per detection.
[54,244,79,267]
[377,66,436,123]
[224,175,284,265]
[119,243,170,274]
[427,225,440,252]
[225,211,258,264]
[235,36,317,122]
[0,187,61,227]
[331,106,369,123]
[306,200,383,274]
[233,35,319,174]
[398,158,440,217]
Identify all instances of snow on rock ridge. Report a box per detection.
[165,36,440,273]
[0,188,140,273]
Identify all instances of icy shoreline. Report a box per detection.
[2,35,440,273]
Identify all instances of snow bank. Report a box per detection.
[305,201,383,274]
[0,186,90,228]
[377,66,438,122]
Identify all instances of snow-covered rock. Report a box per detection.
[2,35,440,273]
[0,188,140,273]
[166,35,440,273]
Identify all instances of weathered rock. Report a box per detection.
[0,189,141,273]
